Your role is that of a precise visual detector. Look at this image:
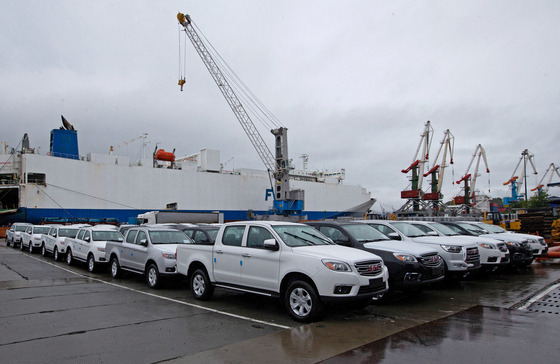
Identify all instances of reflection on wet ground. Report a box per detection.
[321,305,560,364]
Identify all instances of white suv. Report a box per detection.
[65,225,124,272]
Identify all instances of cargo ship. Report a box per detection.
[0,126,374,225]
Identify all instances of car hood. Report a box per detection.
[292,244,382,263]
[480,233,527,243]
[362,241,438,256]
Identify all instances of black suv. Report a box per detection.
[306,221,445,293]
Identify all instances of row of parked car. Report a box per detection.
[4,219,548,322]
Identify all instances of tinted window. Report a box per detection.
[222,226,245,246]
[193,230,210,244]
[318,226,345,242]
[246,226,273,249]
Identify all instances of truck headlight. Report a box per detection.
[478,242,496,249]
[162,252,176,259]
[440,245,462,253]
[393,253,417,262]
[505,241,519,247]
[322,260,351,272]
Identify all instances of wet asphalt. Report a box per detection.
[1,240,560,363]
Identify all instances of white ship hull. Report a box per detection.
[1,151,373,224]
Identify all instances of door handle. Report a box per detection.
[215,250,224,254]
[242,253,251,258]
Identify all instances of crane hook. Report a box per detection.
[178,78,186,91]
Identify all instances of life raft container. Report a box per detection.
[154,149,175,162]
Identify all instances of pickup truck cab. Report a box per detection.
[66,225,123,272]
[176,221,389,322]
[306,221,444,293]
[6,222,32,248]
[21,225,52,253]
[365,220,481,278]
[106,226,191,288]
[40,225,84,261]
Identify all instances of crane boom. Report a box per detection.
[176,13,301,215]
[177,13,276,172]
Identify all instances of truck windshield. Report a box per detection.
[59,228,79,238]
[429,222,460,236]
[92,231,124,242]
[16,225,29,232]
[344,224,390,242]
[273,225,333,247]
[149,230,191,244]
[33,226,52,234]
[390,222,427,238]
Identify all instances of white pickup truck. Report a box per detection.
[176,221,389,322]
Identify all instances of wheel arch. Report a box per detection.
[280,272,318,297]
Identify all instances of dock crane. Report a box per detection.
[503,149,537,204]
[399,121,434,212]
[531,163,560,193]
[176,13,303,216]
[454,144,489,213]
[422,128,454,212]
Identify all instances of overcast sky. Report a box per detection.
[1,1,559,212]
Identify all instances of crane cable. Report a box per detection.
[178,25,187,91]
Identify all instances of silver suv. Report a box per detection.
[105,227,192,288]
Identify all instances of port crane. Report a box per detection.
[399,121,434,212]
[503,149,537,205]
[454,144,489,213]
[422,128,454,212]
[176,13,303,216]
[530,163,560,193]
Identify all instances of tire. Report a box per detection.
[87,254,96,273]
[41,244,47,257]
[53,247,60,262]
[146,263,161,289]
[29,242,34,254]
[110,257,122,278]
[190,269,214,300]
[66,249,73,265]
[20,240,24,251]
[284,280,322,323]
[6,238,11,247]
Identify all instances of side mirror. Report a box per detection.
[139,239,148,247]
[427,231,438,237]
[84,236,90,242]
[263,238,279,251]
[387,232,401,241]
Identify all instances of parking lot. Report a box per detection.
[1,241,560,363]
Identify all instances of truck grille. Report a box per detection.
[355,260,384,277]
[521,241,531,250]
[419,253,443,267]
[466,247,480,265]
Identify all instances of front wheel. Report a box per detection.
[284,280,322,323]
[29,242,34,254]
[41,244,47,257]
[146,264,161,289]
[190,269,214,300]
[20,241,24,251]
[53,247,60,261]
[66,249,74,265]
[87,254,96,273]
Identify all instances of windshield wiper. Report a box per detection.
[302,230,331,244]
[284,232,314,245]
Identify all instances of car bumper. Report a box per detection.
[316,266,389,300]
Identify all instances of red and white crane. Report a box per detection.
[455,144,489,210]
[423,128,454,203]
[400,121,434,211]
